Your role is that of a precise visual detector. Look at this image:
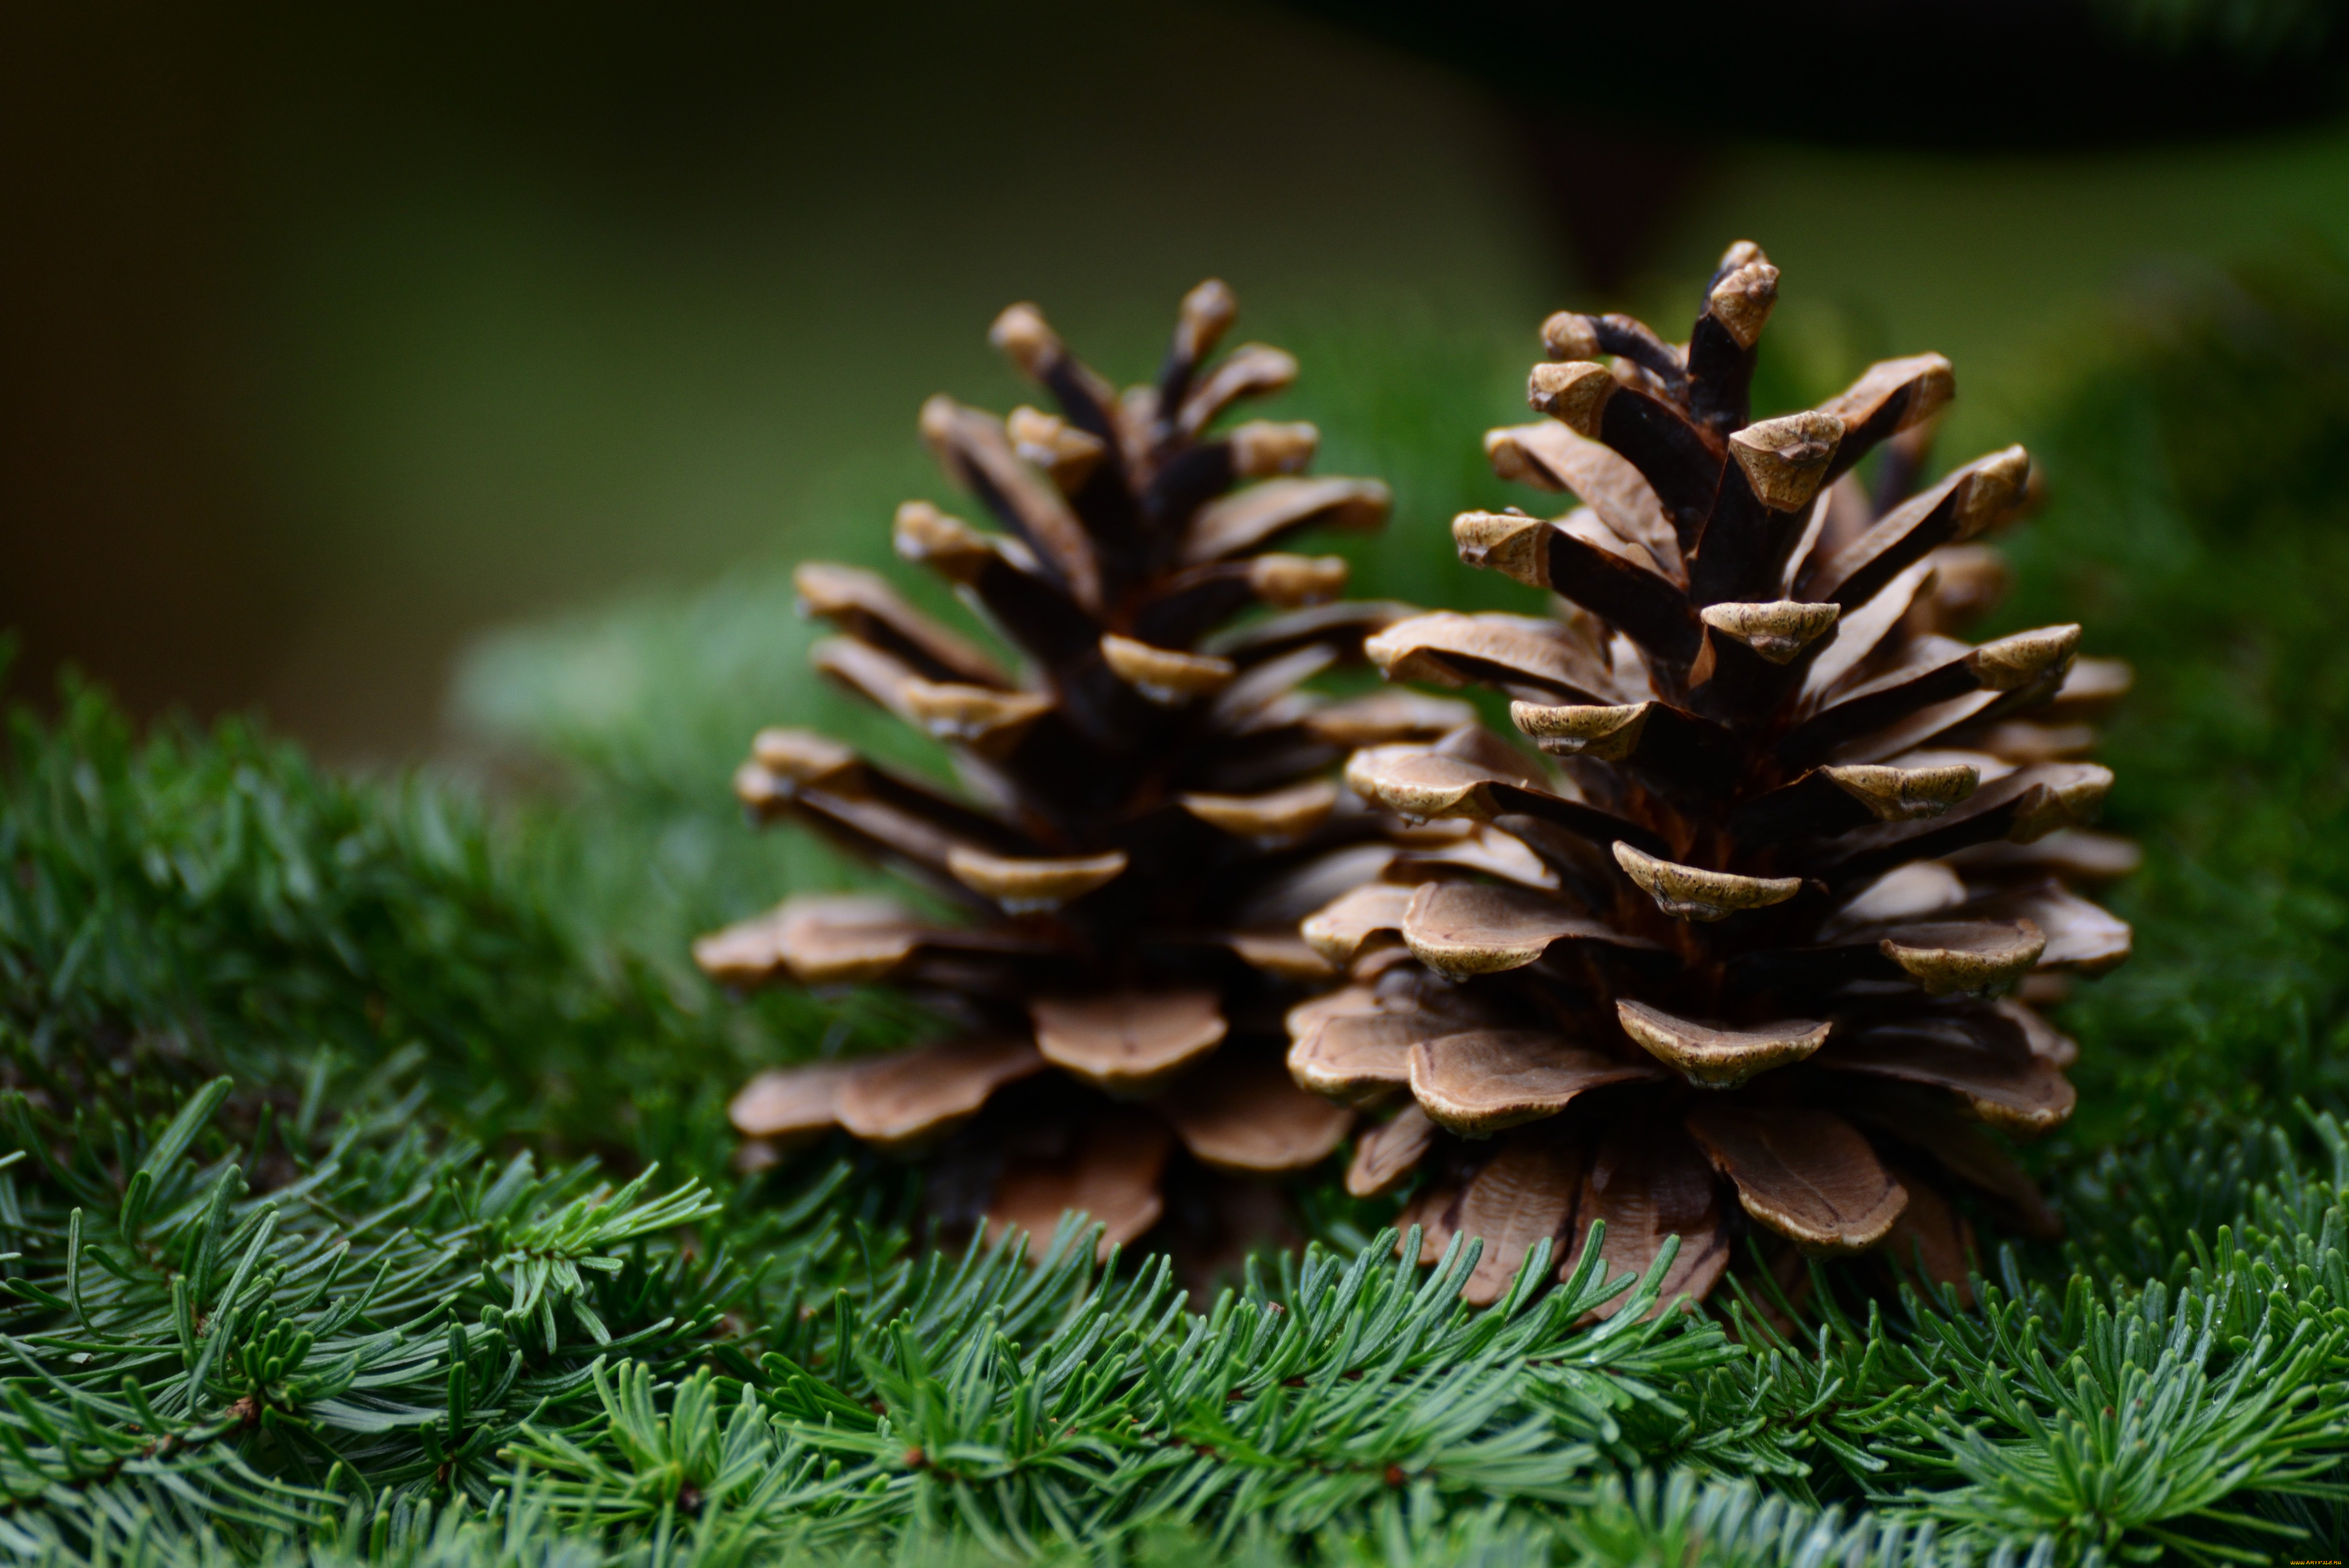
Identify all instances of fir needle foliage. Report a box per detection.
[7,252,2349,1563]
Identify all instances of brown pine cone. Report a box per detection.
[1287,241,2137,1310]
[699,281,1469,1259]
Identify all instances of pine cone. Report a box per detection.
[1287,242,2137,1309]
[700,282,1467,1256]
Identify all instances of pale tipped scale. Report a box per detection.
[691,907,793,986]
[1613,842,1802,922]
[1540,311,1604,361]
[1229,419,1319,477]
[899,680,1053,749]
[1616,1000,1830,1089]
[1527,360,1617,438]
[1700,601,1840,664]
[697,893,934,987]
[946,848,1126,913]
[891,500,997,580]
[1408,1029,1660,1137]
[1727,412,1843,511]
[1178,780,1339,846]
[768,894,929,985]
[1006,404,1107,491]
[986,301,1059,376]
[731,759,792,817]
[1879,919,2048,996]
[915,395,1101,611]
[1030,990,1228,1095]
[1288,1009,1420,1103]
[1100,634,1236,704]
[1170,277,1237,363]
[2041,762,2114,823]
[1301,882,1414,965]
[1684,1103,1907,1254]
[806,636,922,719]
[750,727,861,786]
[1247,552,1349,606]
[1706,260,1780,349]
[1402,880,1623,977]
[1161,1057,1351,1174]
[834,1035,1046,1153]
[1951,446,2034,539]
[1900,745,2016,781]
[1344,746,1519,825]
[1510,700,1651,760]
[1451,511,1553,588]
[1824,763,1981,821]
[729,1062,858,1143]
[1967,624,2081,691]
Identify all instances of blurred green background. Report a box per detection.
[10,0,2349,763]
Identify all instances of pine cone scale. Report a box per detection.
[1684,1102,1907,1255]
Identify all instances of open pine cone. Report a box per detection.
[700,281,1472,1256]
[1287,242,2137,1309]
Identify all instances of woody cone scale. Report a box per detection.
[1288,242,2137,1308]
[700,283,1478,1254]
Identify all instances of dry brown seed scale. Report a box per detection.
[701,282,1470,1260]
[1287,241,2138,1310]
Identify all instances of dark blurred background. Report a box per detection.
[8,0,2349,763]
